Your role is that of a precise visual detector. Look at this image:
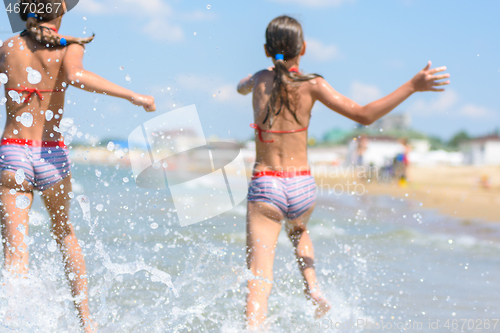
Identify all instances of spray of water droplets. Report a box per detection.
[15,169,25,185]
[17,112,34,127]
[8,90,21,104]
[45,110,54,121]
[27,68,42,84]
[15,195,31,209]
[76,195,91,222]
[0,73,8,84]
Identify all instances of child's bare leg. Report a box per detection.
[40,175,96,332]
[246,201,283,329]
[0,171,34,276]
[286,205,331,318]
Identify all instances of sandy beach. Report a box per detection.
[317,165,500,223]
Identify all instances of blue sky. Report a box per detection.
[1,0,498,142]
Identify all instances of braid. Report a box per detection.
[21,25,95,47]
[20,0,95,48]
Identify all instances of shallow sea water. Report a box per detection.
[0,163,499,332]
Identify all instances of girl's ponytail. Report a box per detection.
[20,0,94,47]
[266,55,297,127]
[264,16,322,128]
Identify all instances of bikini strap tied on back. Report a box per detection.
[7,86,63,103]
[250,123,308,143]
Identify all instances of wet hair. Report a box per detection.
[19,0,93,47]
[264,15,322,127]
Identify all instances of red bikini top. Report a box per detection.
[250,123,308,143]
[5,27,63,104]
[250,66,308,143]
[6,86,63,103]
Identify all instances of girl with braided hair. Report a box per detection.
[20,0,94,47]
[0,1,155,331]
[238,15,450,328]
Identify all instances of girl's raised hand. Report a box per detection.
[410,61,450,92]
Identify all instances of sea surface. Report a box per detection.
[0,162,499,332]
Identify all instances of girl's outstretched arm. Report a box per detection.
[313,61,449,125]
[62,44,156,112]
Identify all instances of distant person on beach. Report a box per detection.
[0,1,155,331]
[237,15,449,329]
[356,135,368,167]
[395,137,411,186]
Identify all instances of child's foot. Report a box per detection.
[82,318,98,333]
[309,292,331,319]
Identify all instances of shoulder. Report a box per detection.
[0,36,17,51]
[303,75,327,93]
[63,44,85,59]
[66,43,86,52]
[0,36,19,61]
[253,69,274,83]
[308,75,326,86]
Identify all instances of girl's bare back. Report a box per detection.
[1,34,69,142]
[252,69,318,172]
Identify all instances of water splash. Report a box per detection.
[54,118,78,144]
[15,195,30,209]
[0,73,8,84]
[0,268,82,332]
[14,169,25,185]
[8,90,20,104]
[45,110,54,121]
[76,195,91,222]
[27,69,42,85]
[18,112,33,128]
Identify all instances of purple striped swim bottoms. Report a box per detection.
[247,175,317,220]
[0,142,71,191]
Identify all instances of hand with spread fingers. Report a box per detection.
[411,61,450,92]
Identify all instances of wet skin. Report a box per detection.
[0,15,155,333]
[237,41,450,328]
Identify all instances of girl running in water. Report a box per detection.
[238,15,449,328]
[0,1,155,331]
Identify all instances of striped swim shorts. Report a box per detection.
[247,170,317,220]
[0,138,71,191]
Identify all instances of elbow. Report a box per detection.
[355,109,374,126]
[65,71,77,84]
[65,68,83,84]
[236,84,249,95]
[359,116,374,126]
